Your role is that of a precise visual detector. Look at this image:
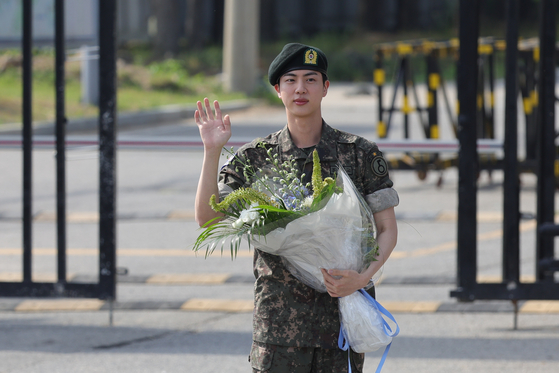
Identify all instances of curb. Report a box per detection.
[0,272,533,286]
[2,273,557,314]
[0,99,253,135]
[2,298,558,314]
[0,210,520,223]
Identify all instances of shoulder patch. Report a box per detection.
[371,155,388,177]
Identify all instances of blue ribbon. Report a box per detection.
[337,325,352,373]
[338,289,400,373]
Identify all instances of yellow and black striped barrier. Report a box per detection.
[372,37,558,186]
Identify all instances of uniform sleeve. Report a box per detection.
[217,152,247,199]
[362,146,399,214]
[365,187,399,214]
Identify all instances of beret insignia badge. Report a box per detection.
[305,49,318,65]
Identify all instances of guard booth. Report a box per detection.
[451,0,559,321]
[0,1,117,305]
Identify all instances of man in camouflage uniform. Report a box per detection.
[195,43,399,373]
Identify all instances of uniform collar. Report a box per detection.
[278,120,338,162]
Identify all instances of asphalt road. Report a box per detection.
[0,83,558,373]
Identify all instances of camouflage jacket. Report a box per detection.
[218,121,395,348]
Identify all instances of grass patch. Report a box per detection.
[0,72,244,125]
[0,51,245,126]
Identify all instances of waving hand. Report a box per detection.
[195,98,232,151]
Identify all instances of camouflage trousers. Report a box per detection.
[249,341,364,373]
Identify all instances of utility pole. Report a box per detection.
[222,0,259,94]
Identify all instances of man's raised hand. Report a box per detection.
[195,98,231,151]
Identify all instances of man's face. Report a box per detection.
[274,70,329,118]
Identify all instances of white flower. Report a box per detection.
[302,196,314,208]
[232,203,260,228]
[240,209,260,223]
[231,219,244,229]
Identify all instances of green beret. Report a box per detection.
[268,43,328,85]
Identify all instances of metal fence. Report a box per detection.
[451,0,559,319]
[0,0,117,302]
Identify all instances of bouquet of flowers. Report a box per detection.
[194,146,397,354]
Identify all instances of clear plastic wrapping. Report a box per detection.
[252,166,383,291]
[338,292,393,353]
[252,167,392,352]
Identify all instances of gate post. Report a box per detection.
[502,0,520,287]
[98,0,118,300]
[455,0,481,300]
[22,0,33,284]
[536,0,557,282]
[55,0,68,287]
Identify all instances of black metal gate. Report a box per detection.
[451,0,559,304]
[0,0,117,300]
